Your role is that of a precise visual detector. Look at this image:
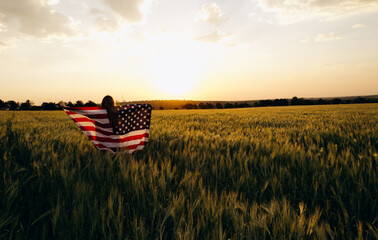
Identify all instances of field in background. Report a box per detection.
[1,104,377,239]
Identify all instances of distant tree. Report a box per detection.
[20,100,33,110]
[224,102,233,108]
[303,99,315,105]
[159,106,164,110]
[197,102,214,109]
[258,100,273,107]
[331,98,342,104]
[238,103,252,108]
[0,99,6,110]
[42,102,59,110]
[215,103,223,109]
[281,99,289,106]
[290,96,300,105]
[183,103,197,109]
[7,100,19,110]
[355,97,367,104]
[84,100,98,107]
[67,101,74,107]
[205,103,214,109]
[316,98,325,105]
[31,105,42,110]
[273,99,289,106]
[75,100,84,107]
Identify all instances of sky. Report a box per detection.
[0,0,378,104]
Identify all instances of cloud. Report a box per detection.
[0,22,6,33]
[315,32,343,41]
[352,23,366,28]
[0,0,76,38]
[89,8,120,32]
[194,31,229,43]
[194,3,226,25]
[90,8,107,15]
[95,16,120,32]
[0,37,19,48]
[301,32,344,43]
[256,0,378,22]
[300,37,312,43]
[102,0,149,23]
[46,0,59,5]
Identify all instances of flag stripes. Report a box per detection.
[63,104,151,154]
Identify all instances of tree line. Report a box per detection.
[182,102,252,110]
[0,96,377,110]
[253,96,377,107]
[0,100,97,110]
[182,96,377,109]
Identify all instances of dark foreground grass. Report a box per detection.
[0,104,377,239]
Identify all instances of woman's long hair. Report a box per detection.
[101,95,119,128]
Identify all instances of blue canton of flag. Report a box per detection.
[115,104,152,135]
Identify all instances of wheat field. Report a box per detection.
[0,104,377,239]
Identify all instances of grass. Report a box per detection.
[0,104,377,239]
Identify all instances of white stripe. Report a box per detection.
[74,122,113,132]
[82,129,149,139]
[91,137,149,148]
[68,109,107,115]
[68,113,111,124]
[127,145,146,154]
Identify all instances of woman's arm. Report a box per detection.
[58,101,68,108]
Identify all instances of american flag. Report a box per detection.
[63,104,152,154]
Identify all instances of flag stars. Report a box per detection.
[114,104,151,135]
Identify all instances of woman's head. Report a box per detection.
[101,95,115,109]
[101,95,119,128]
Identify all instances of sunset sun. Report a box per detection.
[149,45,201,96]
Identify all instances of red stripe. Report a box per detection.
[65,106,102,110]
[87,133,149,143]
[80,126,150,137]
[79,126,113,136]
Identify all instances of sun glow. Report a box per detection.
[149,41,201,96]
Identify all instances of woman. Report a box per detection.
[101,95,120,131]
